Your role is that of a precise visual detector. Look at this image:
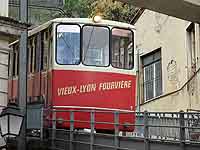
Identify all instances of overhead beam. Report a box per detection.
[119,0,200,23]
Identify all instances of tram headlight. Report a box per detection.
[93,15,102,23]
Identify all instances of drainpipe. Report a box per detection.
[136,49,141,112]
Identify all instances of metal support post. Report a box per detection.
[114,111,119,150]
[18,31,28,150]
[40,107,44,140]
[144,111,150,150]
[18,0,28,150]
[51,111,56,149]
[136,49,141,112]
[70,111,74,150]
[179,111,185,150]
[90,111,95,150]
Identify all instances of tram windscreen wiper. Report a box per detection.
[83,27,94,62]
[82,25,109,66]
[58,33,75,59]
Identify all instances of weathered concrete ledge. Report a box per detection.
[0,16,27,38]
[119,0,200,23]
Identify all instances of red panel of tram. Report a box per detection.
[52,70,136,131]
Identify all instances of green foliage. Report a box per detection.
[63,0,95,18]
[9,0,136,24]
[62,0,136,23]
[90,0,136,22]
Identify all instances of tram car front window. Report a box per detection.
[82,25,110,67]
[56,24,81,65]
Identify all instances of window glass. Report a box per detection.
[56,24,81,65]
[155,61,162,97]
[12,51,16,76]
[82,26,109,66]
[112,28,133,69]
[31,40,34,73]
[8,52,12,77]
[144,64,154,100]
[143,55,153,66]
[35,33,42,72]
[12,49,18,76]
[31,38,36,73]
[28,41,32,73]
[41,31,48,70]
[142,50,162,101]
[16,50,19,75]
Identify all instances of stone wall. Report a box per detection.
[135,10,200,112]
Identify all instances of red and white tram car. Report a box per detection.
[8,18,136,131]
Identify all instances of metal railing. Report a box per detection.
[1,104,200,150]
[42,109,200,150]
[0,104,200,149]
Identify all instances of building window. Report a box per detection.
[142,49,162,101]
[187,23,196,73]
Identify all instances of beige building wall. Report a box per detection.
[135,10,200,112]
[0,40,9,107]
[0,0,9,107]
[0,0,8,17]
[0,17,25,107]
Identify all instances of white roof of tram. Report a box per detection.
[10,18,135,46]
[29,18,135,36]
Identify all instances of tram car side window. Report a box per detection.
[33,37,37,73]
[111,28,134,69]
[29,36,38,73]
[8,50,13,78]
[16,46,19,75]
[12,45,19,77]
[9,44,19,103]
[12,49,16,77]
[28,39,33,73]
[41,31,49,70]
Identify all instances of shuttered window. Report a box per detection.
[142,49,162,101]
